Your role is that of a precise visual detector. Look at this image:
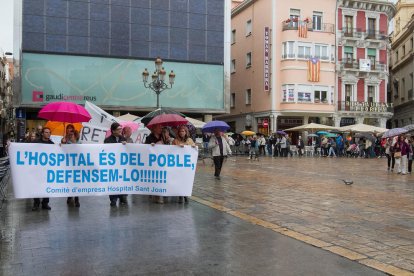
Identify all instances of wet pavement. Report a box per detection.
[0,155,413,275]
[193,155,414,275]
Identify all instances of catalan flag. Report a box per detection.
[307,57,320,82]
[298,22,308,38]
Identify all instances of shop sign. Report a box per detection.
[264,27,270,92]
[346,101,393,112]
[263,118,268,127]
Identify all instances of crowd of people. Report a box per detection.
[28,122,234,210]
[211,132,414,174]
[15,122,414,211]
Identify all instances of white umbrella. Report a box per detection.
[117,113,139,122]
[185,117,206,128]
[339,123,387,133]
[284,123,337,132]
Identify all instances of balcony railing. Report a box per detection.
[365,30,388,40]
[341,27,363,38]
[281,53,296,59]
[338,101,393,112]
[282,21,334,34]
[341,28,388,40]
[339,59,387,71]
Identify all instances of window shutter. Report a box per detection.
[344,46,353,54]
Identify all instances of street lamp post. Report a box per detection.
[142,57,175,108]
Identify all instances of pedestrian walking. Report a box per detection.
[173,125,196,203]
[384,138,395,172]
[32,127,53,211]
[408,137,413,174]
[105,122,127,206]
[297,135,304,156]
[61,124,81,207]
[209,129,232,180]
[397,135,409,175]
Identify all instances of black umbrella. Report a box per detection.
[137,107,186,126]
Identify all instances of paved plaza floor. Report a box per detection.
[0,155,413,275]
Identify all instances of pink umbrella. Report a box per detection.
[146,114,188,129]
[38,101,91,123]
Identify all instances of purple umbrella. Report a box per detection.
[276,130,287,135]
[202,120,230,133]
[382,128,408,139]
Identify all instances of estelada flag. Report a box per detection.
[298,22,308,38]
[307,57,320,82]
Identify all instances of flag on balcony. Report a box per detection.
[307,57,320,82]
[298,22,308,38]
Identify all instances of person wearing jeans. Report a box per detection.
[209,129,232,180]
[384,138,395,172]
[408,137,414,174]
[398,135,410,175]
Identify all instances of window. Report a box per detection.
[402,45,406,56]
[367,48,376,69]
[331,45,335,61]
[231,93,235,108]
[297,85,312,102]
[344,16,353,36]
[231,30,236,44]
[367,86,375,104]
[314,90,327,103]
[396,50,399,62]
[282,85,295,102]
[289,9,300,28]
[246,20,252,36]
[402,78,405,95]
[367,18,376,38]
[246,52,252,67]
[411,37,413,51]
[297,42,311,59]
[396,17,401,34]
[231,59,236,73]
[282,41,295,59]
[315,44,329,60]
[245,89,252,104]
[313,12,323,31]
[345,84,353,103]
[344,46,354,66]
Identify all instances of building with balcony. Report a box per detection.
[336,0,395,128]
[390,0,414,128]
[224,0,336,138]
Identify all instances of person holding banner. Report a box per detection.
[173,125,196,203]
[32,127,54,211]
[160,127,174,145]
[209,129,232,180]
[122,126,133,143]
[61,124,81,207]
[104,122,127,207]
[145,124,165,204]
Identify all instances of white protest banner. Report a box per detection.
[84,101,117,128]
[80,123,109,144]
[133,127,151,144]
[9,143,198,198]
[81,101,149,144]
[50,135,63,145]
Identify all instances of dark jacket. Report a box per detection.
[35,138,54,144]
[104,135,126,144]
[145,133,162,144]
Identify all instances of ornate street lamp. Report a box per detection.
[142,57,175,108]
